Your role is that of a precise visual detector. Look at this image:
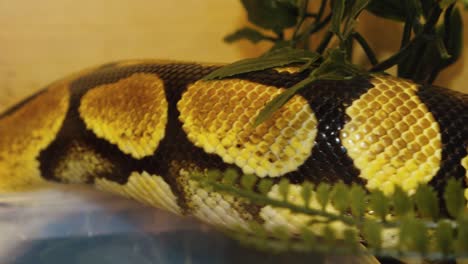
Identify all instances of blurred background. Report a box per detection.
[1,0,468,113]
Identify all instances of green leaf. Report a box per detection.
[435,220,454,256]
[224,27,275,44]
[222,169,239,185]
[363,219,382,251]
[411,219,429,254]
[317,183,331,210]
[311,49,366,80]
[440,7,463,67]
[249,222,268,238]
[434,36,451,59]
[300,227,317,248]
[366,0,407,22]
[392,186,413,216]
[343,229,359,252]
[253,74,316,126]
[439,0,457,8]
[349,184,367,218]
[369,190,389,221]
[269,40,293,51]
[399,218,429,254]
[254,48,366,126]
[301,181,314,208]
[203,47,320,80]
[455,215,468,254]
[444,178,465,218]
[323,225,336,246]
[273,226,291,242]
[348,0,371,19]
[207,169,222,181]
[240,174,258,190]
[240,0,299,32]
[258,178,274,195]
[414,184,439,220]
[330,0,346,38]
[331,181,350,213]
[278,178,290,201]
[419,0,434,18]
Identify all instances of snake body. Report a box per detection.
[0,60,467,232]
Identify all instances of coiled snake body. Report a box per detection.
[0,60,467,233]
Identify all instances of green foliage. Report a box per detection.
[224,27,277,44]
[212,0,466,123]
[362,219,382,251]
[369,190,389,221]
[366,0,408,21]
[330,181,349,214]
[316,182,331,211]
[300,181,314,208]
[349,184,366,218]
[197,0,468,260]
[414,184,439,220]
[254,48,368,125]
[192,169,468,260]
[203,47,319,80]
[455,216,468,254]
[439,7,463,69]
[435,220,454,256]
[392,186,413,217]
[399,218,429,255]
[278,178,290,201]
[444,178,465,218]
[343,228,359,252]
[222,168,239,185]
[258,178,274,195]
[240,0,299,33]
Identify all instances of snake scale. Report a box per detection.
[0,60,467,238]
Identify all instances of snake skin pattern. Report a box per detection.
[0,60,467,236]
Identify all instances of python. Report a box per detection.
[0,60,466,234]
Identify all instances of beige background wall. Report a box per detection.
[0,0,467,112]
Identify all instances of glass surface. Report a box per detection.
[0,186,364,264]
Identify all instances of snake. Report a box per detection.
[0,60,467,248]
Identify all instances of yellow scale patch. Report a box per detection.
[178,79,318,177]
[0,83,70,191]
[54,142,114,184]
[95,171,181,215]
[341,75,442,195]
[79,73,168,159]
[462,149,468,202]
[260,184,348,236]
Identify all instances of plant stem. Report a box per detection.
[292,0,310,45]
[297,13,333,49]
[202,179,356,226]
[400,17,413,49]
[352,32,378,66]
[371,4,443,75]
[316,31,334,54]
[428,3,456,84]
[317,0,328,21]
[370,40,415,72]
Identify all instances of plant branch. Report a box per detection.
[316,31,334,54]
[352,32,378,66]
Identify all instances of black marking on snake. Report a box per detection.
[237,70,373,185]
[293,78,373,185]
[35,63,468,216]
[0,89,45,119]
[418,85,468,194]
[38,63,228,211]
